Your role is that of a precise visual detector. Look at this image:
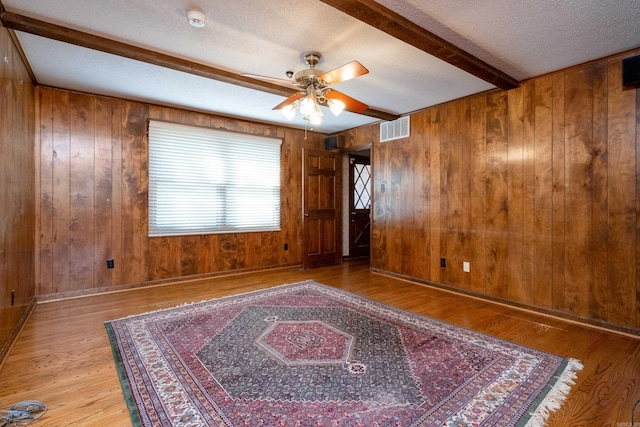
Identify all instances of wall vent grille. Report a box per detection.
[380,116,410,142]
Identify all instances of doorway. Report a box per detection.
[346,152,371,259]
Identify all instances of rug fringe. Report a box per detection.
[524,358,583,427]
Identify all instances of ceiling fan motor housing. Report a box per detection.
[294,53,329,92]
[294,68,328,89]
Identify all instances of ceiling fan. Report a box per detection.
[244,53,370,127]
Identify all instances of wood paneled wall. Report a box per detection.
[0,27,35,354]
[35,87,324,296]
[344,50,640,333]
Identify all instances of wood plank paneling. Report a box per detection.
[551,73,566,311]
[590,61,609,322]
[637,87,640,329]
[606,58,637,327]
[370,125,389,270]
[445,101,467,288]
[120,101,147,285]
[637,87,640,328]
[411,111,429,280]
[469,95,487,294]
[387,137,405,275]
[52,90,71,294]
[521,81,536,305]
[0,26,35,356]
[110,100,124,286]
[429,108,443,283]
[507,87,524,302]
[533,76,554,307]
[364,50,640,333]
[94,97,113,288]
[69,92,95,290]
[399,135,416,276]
[563,66,594,317]
[35,88,323,297]
[484,91,509,299]
[438,105,451,285]
[37,88,54,296]
[460,101,473,290]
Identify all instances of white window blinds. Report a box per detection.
[148,120,282,237]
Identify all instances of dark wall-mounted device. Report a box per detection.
[324,135,345,151]
[622,55,640,88]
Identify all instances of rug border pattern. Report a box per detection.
[105,279,582,426]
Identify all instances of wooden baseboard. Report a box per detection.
[36,263,302,303]
[0,297,37,369]
[372,268,640,339]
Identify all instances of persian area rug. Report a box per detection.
[105,280,582,427]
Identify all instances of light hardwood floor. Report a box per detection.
[1,260,638,426]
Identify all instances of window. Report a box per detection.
[148,120,281,237]
[353,162,371,209]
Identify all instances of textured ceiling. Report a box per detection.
[2,0,640,134]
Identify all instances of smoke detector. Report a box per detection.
[187,10,206,28]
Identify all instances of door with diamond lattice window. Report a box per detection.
[349,155,370,258]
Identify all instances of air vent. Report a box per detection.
[380,116,410,142]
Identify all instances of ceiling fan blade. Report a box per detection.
[319,61,369,84]
[273,92,304,110]
[325,90,369,114]
[242,73,297,87]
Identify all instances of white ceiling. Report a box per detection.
[3,0,640,134]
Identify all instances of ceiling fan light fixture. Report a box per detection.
[328,98,346,116]
[187,10,206,28]
[265,53,370,127]
[281,103,297,121]
[307,109,323,127]
[299,96,316,117]
[309,116,322,127]
[314,102,324,117]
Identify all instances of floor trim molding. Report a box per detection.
[36,263,302,303]
[372,268,640,340]
[0,296,37,369]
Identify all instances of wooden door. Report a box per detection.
[348,155,371,258]
[303,149,341,268]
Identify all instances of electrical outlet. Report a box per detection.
[107,259,114,269]
[284,243,288,251]
[440,258,446,268]
[463,262,470,273]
